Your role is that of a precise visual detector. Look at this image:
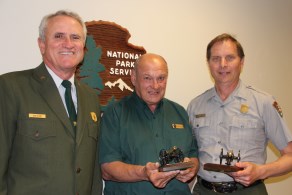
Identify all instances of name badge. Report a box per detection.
[195,114,206,118]
[28,113,46,119]
[172,124,184,129]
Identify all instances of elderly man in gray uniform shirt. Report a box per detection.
[187,33,292,195]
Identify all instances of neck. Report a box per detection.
[215,80,239,101]
[148,105,157,113]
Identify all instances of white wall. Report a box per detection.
[1,0,292,194]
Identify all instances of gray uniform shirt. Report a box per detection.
[187,80,292,182]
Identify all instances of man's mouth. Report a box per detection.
[219,71,230,75]
[148,91,159,95]
[60,51,74,55]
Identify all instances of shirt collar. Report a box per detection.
[45,65,75,88]
[131,91,164,113]
[208,80,246,103]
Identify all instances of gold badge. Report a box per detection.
[172,124,184,129]
[28,113,46,119]
[90,112,97,122]
[240,104,249,114]
[273,101,283,117]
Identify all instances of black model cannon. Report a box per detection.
[158,146,194,172]
[219,148,241,166]
[203,148,243,173]
[159,146,184,166]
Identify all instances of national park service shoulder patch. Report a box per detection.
[273,101,283,117]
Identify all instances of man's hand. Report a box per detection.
[229,142,292,186]
[144,162,179,188]
[228,162,262,186]
[176,157,199,183]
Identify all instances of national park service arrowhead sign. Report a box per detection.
[76,21,146,111]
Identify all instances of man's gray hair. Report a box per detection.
[38,10,87,42]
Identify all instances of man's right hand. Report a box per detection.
[144,162,179,188]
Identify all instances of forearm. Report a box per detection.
[259,152,292,179]
[190,157,199,175]
[101,161,147,182]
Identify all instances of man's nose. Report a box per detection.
[63,37,74,48]
[152,79,159,89]
[220,58,227,68]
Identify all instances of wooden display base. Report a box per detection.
[159,161,194,172]
[204,163,243,173]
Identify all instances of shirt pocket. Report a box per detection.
[192,117,213,147]
[229,117,265,150]
[18,119,56,140]
[14,119,57,169]
[166,123,193,154]
[87,121,99,141]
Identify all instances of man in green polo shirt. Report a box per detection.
[99,53,199,195]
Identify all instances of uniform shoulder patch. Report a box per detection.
[273,101,283,117]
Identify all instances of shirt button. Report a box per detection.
[34,131,40,138]
[76,167,81,173]
[218,141,221,144]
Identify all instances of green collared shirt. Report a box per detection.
[99,92,198,195]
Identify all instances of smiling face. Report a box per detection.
[208,40,244,88]
[131,54,168,112]
[38,15,85,79]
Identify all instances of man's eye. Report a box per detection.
[72,35,81,40]
[54,34,64,39]
[144,76,152,81]
[211,57,220,62]
[157,76,165,82]
[226,55,235,62]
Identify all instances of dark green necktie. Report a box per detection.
[62,80,77,128]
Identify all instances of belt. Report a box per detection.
[198,177,262,193]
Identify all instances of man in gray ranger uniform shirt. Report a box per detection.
[188,33,292,195]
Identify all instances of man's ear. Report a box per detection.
[240,57,245,72]
[38,38,45,55]
[131,71,136,86]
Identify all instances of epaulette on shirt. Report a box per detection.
[195,88,215,100]
[246,85,270,96]
[246,85,283,117]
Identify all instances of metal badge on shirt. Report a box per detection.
[172,124,184,129]
[240,104,249,114]
[90,112,98,122]
[28,113,46,119]
[195,114,206,118]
